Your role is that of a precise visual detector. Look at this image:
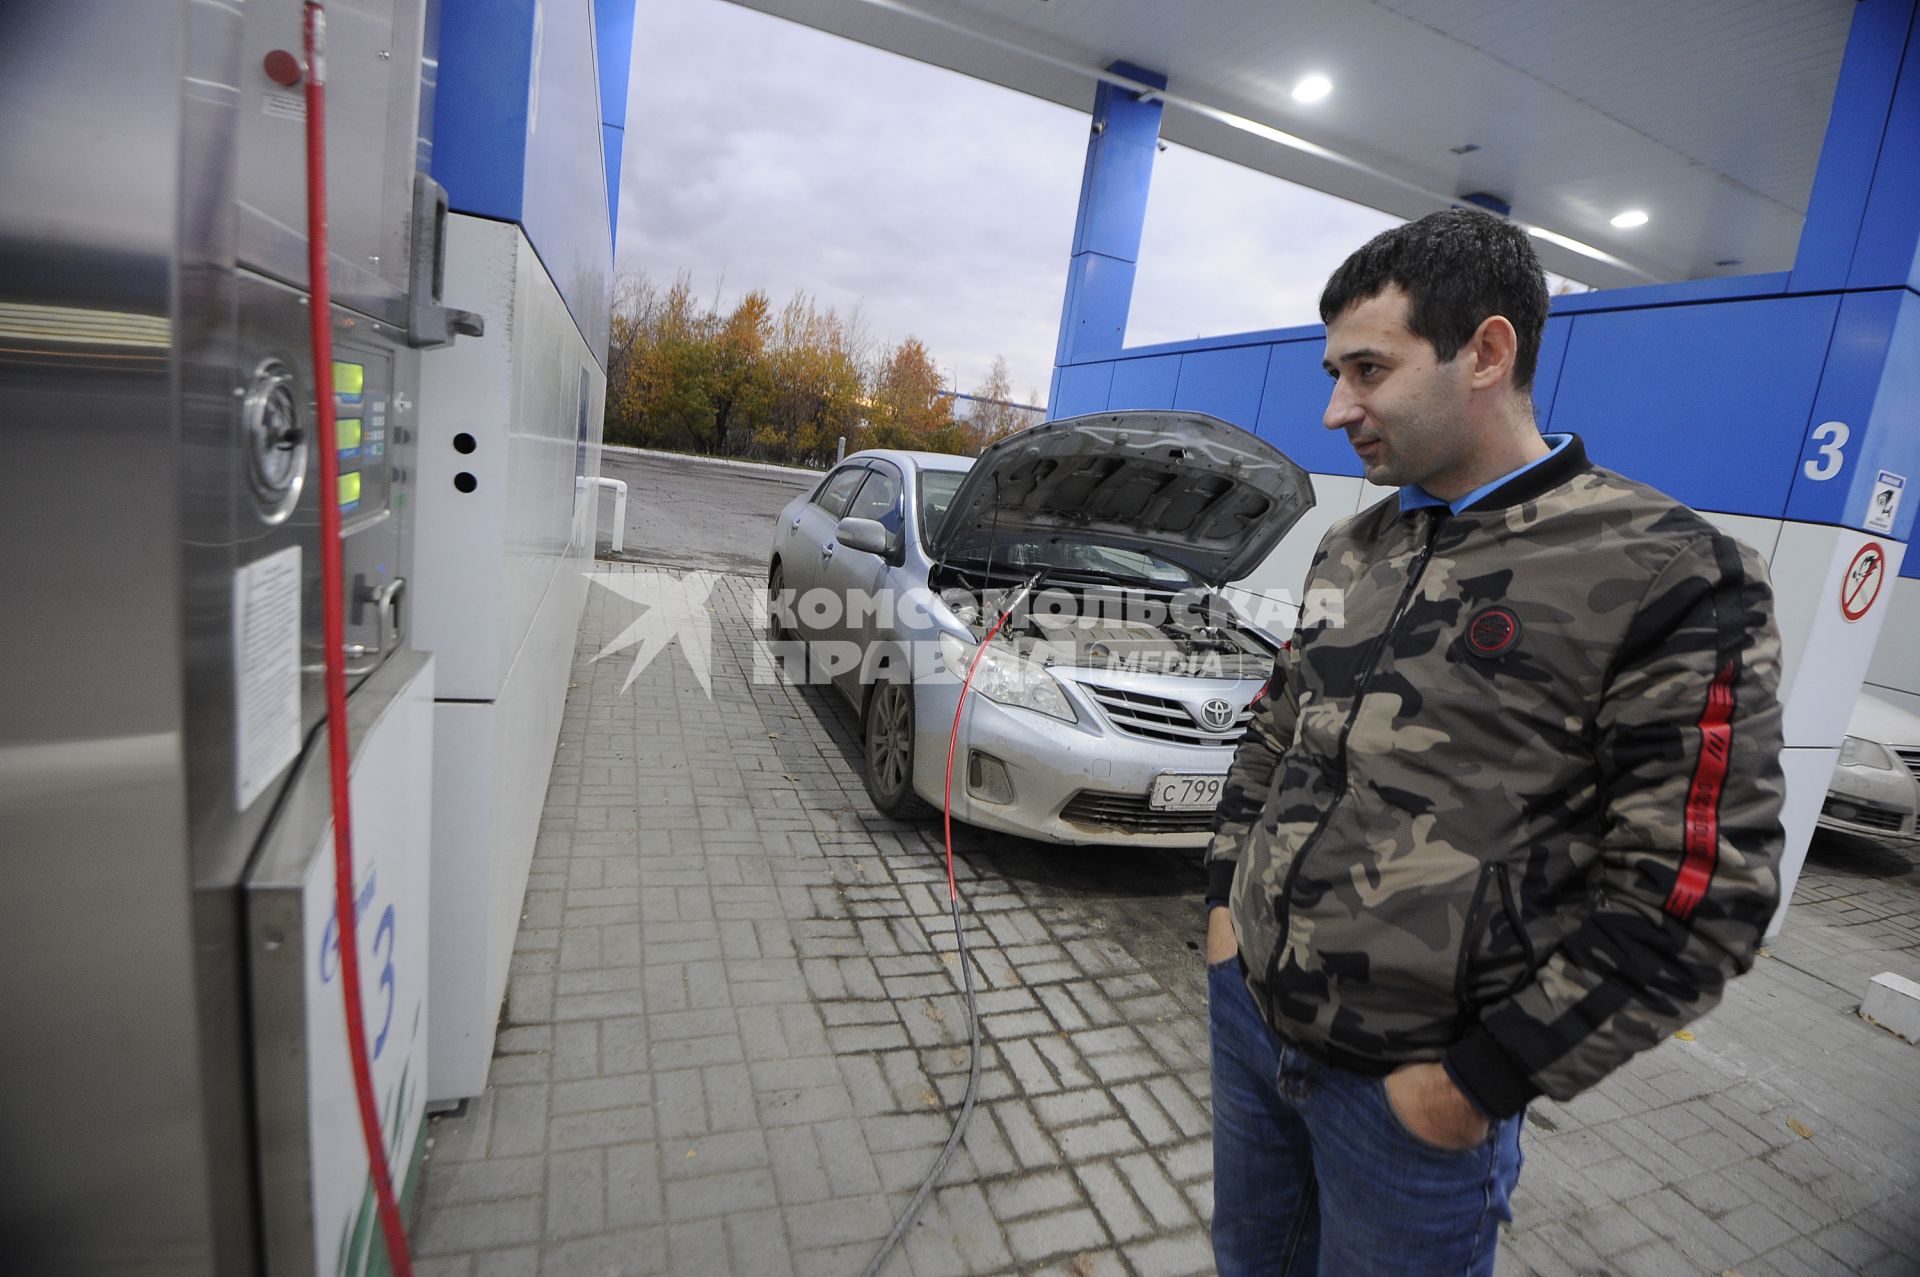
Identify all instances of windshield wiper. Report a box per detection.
[943,556,1038,583]
[1041,566,1188,589]
[943,555,1187,590]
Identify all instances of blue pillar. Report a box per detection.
[432,0,537,223]
[432,0,617,358]
[1845,1,1920,295]
[1790,0,1920,293]
[1782,0,1920,564]
[594,0,637,251]
[1049,62,1167,413]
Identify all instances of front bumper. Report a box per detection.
[909,670,1252,848]
[1817,762,1919,839]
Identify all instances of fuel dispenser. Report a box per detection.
[1,0,477,1271]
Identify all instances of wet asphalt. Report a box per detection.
[596,448,822,577]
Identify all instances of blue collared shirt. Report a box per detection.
[1398,434,1573,515]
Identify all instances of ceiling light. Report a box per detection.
[1521,223,1646,277]
[1610,209,1649,229]
[1292,74,1332,104]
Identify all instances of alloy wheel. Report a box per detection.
[864,681,931,818]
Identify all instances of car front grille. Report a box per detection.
[1893,746,1920,785]
[1822,796,1909,834]
[1060,790,1216,834]
[1079,684,1253,747]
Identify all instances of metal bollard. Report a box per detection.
[591,476,628,554]
[836,435,846,464]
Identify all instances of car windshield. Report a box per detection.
[945,535,1197,587]
[918,469,967,542]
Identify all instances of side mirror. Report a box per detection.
[835,516,894,558]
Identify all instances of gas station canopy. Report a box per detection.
[724,0,1856,290]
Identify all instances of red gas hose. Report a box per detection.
[861,603,1012,1277]
[303,5,415,1273]
[940,611,1015,901]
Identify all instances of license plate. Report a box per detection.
[1149,773,1225,812]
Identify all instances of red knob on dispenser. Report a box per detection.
[263,49,304,87]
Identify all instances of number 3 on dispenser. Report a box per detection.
[372,904,396,1059]
[1803,421,1849,481]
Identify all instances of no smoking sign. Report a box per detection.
[1840,541,1886,622]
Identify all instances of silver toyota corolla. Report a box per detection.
[766,411,1313,847]
[1819,693,1920,839]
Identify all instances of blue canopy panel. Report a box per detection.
[430,0,639,366]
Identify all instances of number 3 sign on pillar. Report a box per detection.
[1803,421,1849,481]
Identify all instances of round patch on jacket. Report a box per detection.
[1466,606,1521,658]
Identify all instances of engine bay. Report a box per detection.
[934,570,1275,680]
[1021,613,1271,678]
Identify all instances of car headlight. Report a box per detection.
[939,633,1075,722]
[1839,735,1897,771]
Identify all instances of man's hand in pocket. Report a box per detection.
[1384,1063,1490,1150]
[1206,906,1238,965]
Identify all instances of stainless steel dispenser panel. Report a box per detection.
[236,272,417,714]
[4,2,431,1271]
[236,0,428,326]
[0,0,256,1270]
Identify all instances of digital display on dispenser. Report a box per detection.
[330,346,387,531]
[333,361,365,405]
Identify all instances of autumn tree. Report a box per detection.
[602,273,1000,464]
[605,273,659,445]
[633,274,720,449]
[708,291,774,457]
[763,294,865,465]
[961,355,1029,449]
[864,337,954,451]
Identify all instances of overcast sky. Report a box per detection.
[615,0,1401,407]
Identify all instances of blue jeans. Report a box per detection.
[1208,958,1524,1277]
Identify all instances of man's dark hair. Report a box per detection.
[1318,208,1549,390]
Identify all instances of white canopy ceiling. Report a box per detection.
[721,0,1857,289]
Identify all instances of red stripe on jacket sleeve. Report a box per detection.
[1665,659,1737,922]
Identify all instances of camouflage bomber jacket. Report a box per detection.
[1206,434,1786,1119]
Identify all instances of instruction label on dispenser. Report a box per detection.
[262,94,307,123]
[234,546,303,809]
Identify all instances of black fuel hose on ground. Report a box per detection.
[859,576,1043,1277]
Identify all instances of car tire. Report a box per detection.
[864,680,933,820]
[766,563,790,642]
[767,562,808,682]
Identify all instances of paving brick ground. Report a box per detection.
[411,565,1920,1276]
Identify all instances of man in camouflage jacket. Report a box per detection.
[1204,210,1785,1276]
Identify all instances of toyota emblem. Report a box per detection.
[1199,698,1235,732]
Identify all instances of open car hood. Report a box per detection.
[928,411,1315,587]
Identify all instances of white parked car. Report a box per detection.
[765,412,1313,847]
[1819,692,1920,839]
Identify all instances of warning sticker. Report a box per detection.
[234,546,303,809]
[262,93,306,123]
[1840,541,1886,624]
[1865,470,1905,535]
